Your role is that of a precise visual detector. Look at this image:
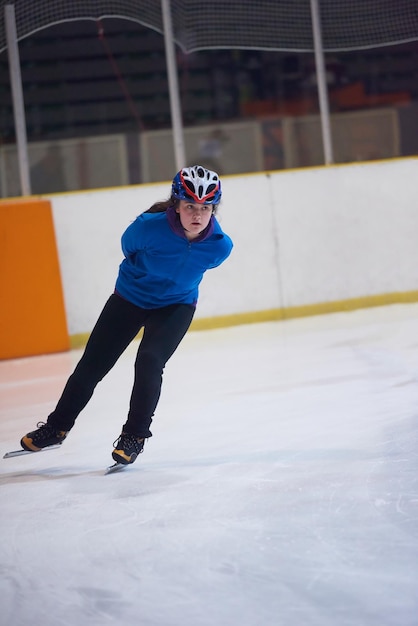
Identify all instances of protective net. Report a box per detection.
[0,0,417,54]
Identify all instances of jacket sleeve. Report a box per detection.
[210,233,233,269]
[121,216,145,258]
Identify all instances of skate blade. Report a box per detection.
[105,462,127,475]
[3,444,62,459]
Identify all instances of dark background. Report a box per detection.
[0,19,417,144]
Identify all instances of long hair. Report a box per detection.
[144,196,179,214]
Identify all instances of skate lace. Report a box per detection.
[34,422,55,441]
[114,433,144,454]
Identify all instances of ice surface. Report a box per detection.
[1,304,418,626]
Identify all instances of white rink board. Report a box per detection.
[271,159,418,305]
[49,158,418,336]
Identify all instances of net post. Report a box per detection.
[310,0,334,165]
[161,0,186,170]
[4,3,31,195]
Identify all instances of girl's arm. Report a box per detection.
[121,216,145,258]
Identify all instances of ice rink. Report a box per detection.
[1,303,418,626]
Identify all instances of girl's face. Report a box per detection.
[176,200,213,240]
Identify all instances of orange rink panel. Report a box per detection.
[0,198,70,359]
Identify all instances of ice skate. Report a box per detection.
[20,422,68,452]
[112,432,145,465]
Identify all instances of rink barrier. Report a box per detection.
[68,289,418,348]
[4,157,413,351]
[0,198,70,359]
[191,290,418,331]
[48,157,417,340]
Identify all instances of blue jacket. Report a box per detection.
[115,208,233,309]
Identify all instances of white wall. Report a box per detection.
[50,158,418,336]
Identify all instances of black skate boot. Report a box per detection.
[112,432,145,465]
[21,422,68,452]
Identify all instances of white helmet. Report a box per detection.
[172,165,222,204]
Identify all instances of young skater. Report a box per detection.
[20,165,233,465]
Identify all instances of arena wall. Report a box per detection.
[2,157,416,355]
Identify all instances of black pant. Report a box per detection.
[47,293,195,438]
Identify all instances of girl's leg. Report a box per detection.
[122,303,195,438]
[47,294,147,431]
